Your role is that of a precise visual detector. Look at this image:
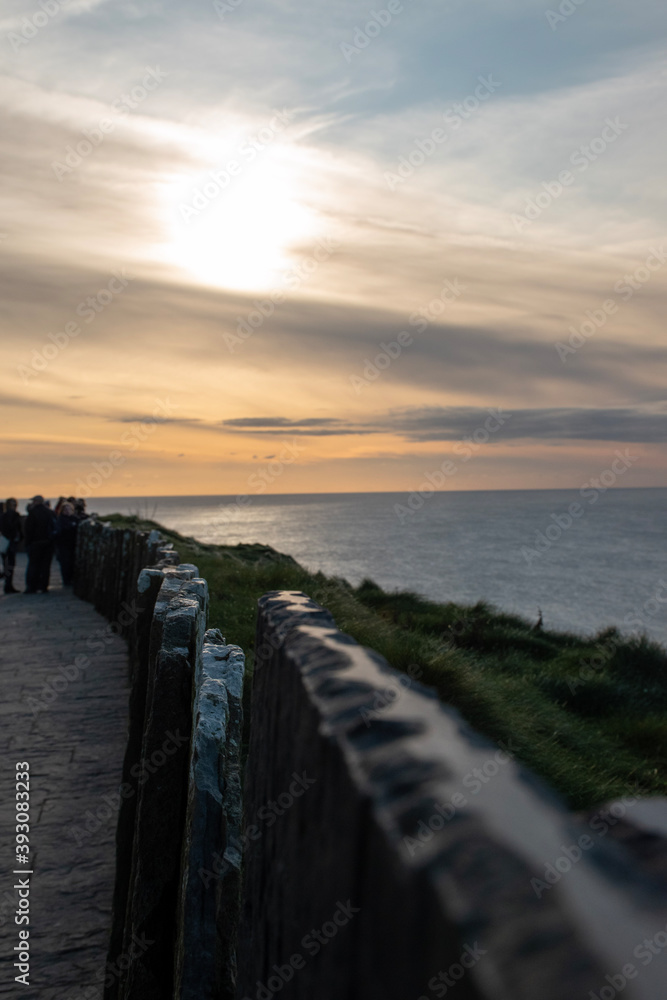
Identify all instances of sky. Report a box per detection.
[1,0,667,498]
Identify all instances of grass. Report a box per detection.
[103,514,667,810]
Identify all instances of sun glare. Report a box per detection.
[163,146,319,292]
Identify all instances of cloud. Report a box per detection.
[0,390,93,417]
[217,405,667,444]
[1,0,667,493]
[222,417,345,428]
[115,416,202,425]
[3,247,666,417]
[388,405,667,443]
[0,0,113,34]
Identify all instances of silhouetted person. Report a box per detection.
[55,502,78,586]
[0,498,22,594]
[24,496,56,594]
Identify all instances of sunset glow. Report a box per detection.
[1,2,666,498]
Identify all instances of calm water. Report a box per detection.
[89,489,667,647]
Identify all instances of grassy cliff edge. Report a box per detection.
[105,514,667,810]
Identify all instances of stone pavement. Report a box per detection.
[0,554,129,1000]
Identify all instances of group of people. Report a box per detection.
[0,495,89,595]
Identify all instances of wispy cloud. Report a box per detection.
[1,0,666,494]
[154,405,667,445]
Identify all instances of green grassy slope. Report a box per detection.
[105,515,667,809]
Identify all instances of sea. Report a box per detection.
[87,488,667,648]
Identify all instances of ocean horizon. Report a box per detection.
[72,487,667,649]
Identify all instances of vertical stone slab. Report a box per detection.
[106,563,201,1000]
[119,583,208,1000]
[146,568,197,705]
[174,630,246,1000]
[146,529,163,565]
[105,566,168,1000]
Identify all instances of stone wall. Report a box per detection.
[238,590,667,1000]
[75,526,667,1000]
[74,520,245,1000]
[74,518,170,627]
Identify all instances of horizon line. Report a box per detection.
[10,484,666,502]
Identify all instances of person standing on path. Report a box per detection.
[0,497,23,594]
[54,501,79,586]
[24,495,56,594]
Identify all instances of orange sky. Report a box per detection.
[2,3,667,498]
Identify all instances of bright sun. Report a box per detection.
[163,146,319,292]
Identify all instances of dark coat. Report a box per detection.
[24,504,56,546]
[0,510,22,545]
[55,514,79,550]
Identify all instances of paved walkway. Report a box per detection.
[0,554,129,1000]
